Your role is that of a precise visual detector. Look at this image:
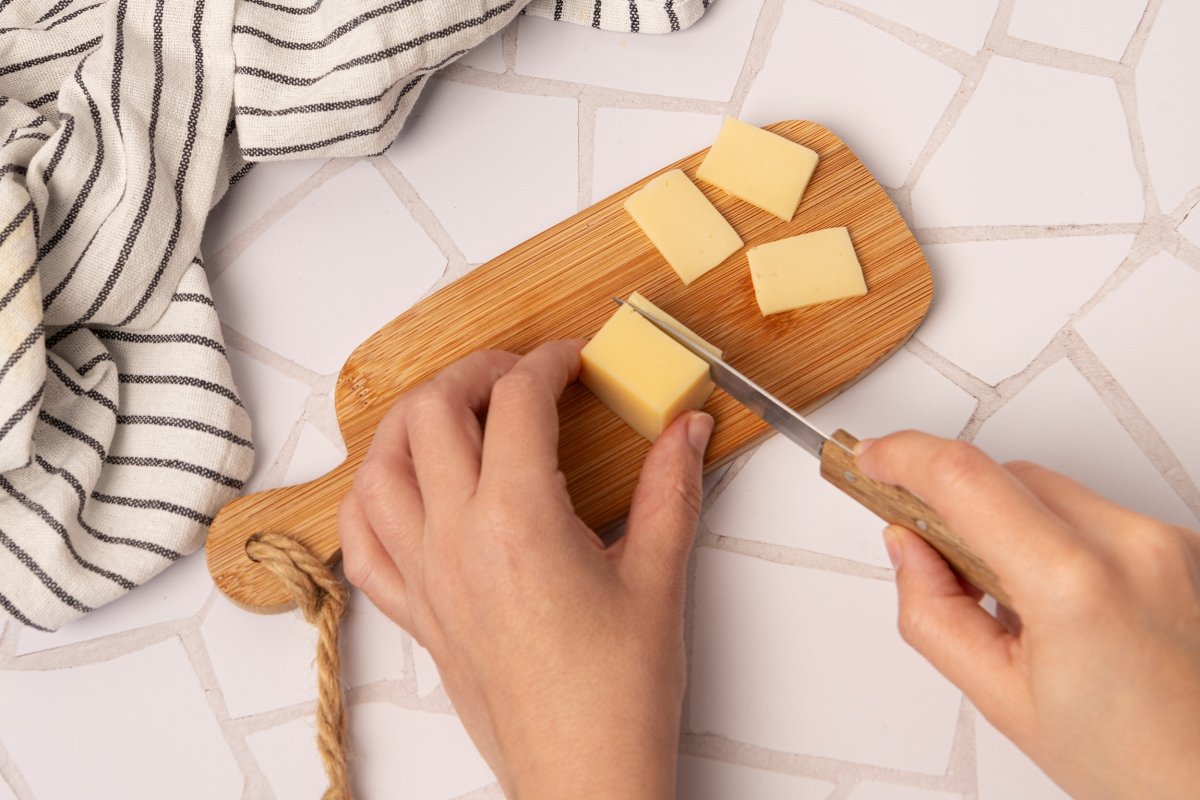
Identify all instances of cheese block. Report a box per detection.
[697,117,819,222]
[580,295,720,441]
[748,227,867,316]
[623,169,743,285]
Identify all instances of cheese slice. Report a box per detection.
[748,227,867,316]
[625,292,722,359]
[697,117,819,222]
[624,169,743,285]
[580,295,720,442]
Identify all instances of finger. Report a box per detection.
[337,491,412,630]
[885,525,1027,732]
[621,411,713,600]
[356,399,428,575]
[1003,460,1143,538]
[407,350,521,513]
[856,431,1077,593]
[480,340,585,494]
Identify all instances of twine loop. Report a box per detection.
[247,533,352,800]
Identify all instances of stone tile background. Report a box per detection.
[2,1,1198,798]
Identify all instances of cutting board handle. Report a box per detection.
[206,461,355,612]
[820,429,1009,606]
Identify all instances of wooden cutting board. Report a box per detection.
[207,120,933,612]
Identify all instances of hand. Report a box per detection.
[337,341,714,800]
[856,431,1200,800]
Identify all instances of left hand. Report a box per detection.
[337,340,714,800]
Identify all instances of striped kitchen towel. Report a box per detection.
[0,0,715,631]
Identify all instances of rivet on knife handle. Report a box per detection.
[819,429,1009,606]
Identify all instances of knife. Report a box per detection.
[617,297,1007,605]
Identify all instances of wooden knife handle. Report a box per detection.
[820,429,1009,606]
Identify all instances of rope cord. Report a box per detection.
[246,533,352,800]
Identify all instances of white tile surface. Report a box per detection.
[514,2,764,102]
[835,0,998,53]
[741,2,961,188]
[282,423,347,487]
[201,594,318,718]
[203,159,327,254]
[247,704,494,800]
[1136,0,1200,212]
[387,79,577,263]
[975,713,1070,800]
[689,548,962,773]
[212,160,446,374]
[592,108,723,202]
[412,641,442,698]
[0,639,241,799]
[342,588,407,689]
[0,776,14,800]
[457,30,506,73]
[675,755,835,800]
[1075,252,1200,492]
[848,782,962,800]
[706,349,975,566]
[913,57,1143,227]
[225,348,311,492]
[973,358,1198,528]
[16,550,212,655]
[918,235,1134,384]
[6,5,1195,797]
[1009,0,1146,60]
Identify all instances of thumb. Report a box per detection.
[621,411,713,594]
[886,524,1024,729]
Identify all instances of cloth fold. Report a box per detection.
[0,0,713,631]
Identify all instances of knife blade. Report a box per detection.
[616,296,1007,605]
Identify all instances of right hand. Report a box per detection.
[856,431,1200,800]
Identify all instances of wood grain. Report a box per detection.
[207,120,934,612]
[820,430,1008,605]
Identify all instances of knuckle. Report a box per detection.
[896,605,925,646]
[406,382,453,422]
[491,369,541,406]
[1002,459,1042,480]
[928,440,991,495]
[1052,550,1112,613]
[353,458,393,509]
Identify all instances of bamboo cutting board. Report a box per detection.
[207,120,933,612]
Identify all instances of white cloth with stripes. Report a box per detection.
[0,0,713,631]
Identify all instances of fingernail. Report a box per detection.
[688,412,715,454]
[854,437,877,456]
[883,526,904,569]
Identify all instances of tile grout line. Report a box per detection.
[811,0,977,75]
[724,0,785,118]
[176,619,278,800]
[576,96,597,210]
[680,731,970,793]
[370,155,469,283]
[1066,331,1200,517]
[206,159,355,283]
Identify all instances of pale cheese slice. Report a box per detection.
[626,292,722,359]
[748,227,867,316]
[624,169,743,285]
[697,117,819,222]
[580,295,720,442]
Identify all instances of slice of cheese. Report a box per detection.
[624,169,743,285]
[626,292,722,359]
[580,296,720,442]
[697,117,819,222]
[748,227,867,316]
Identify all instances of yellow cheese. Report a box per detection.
[580,296,720,441]
[625,292,722,359]
[697,117,819,222]
[623,169,743,285]
[748,227,867,316]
